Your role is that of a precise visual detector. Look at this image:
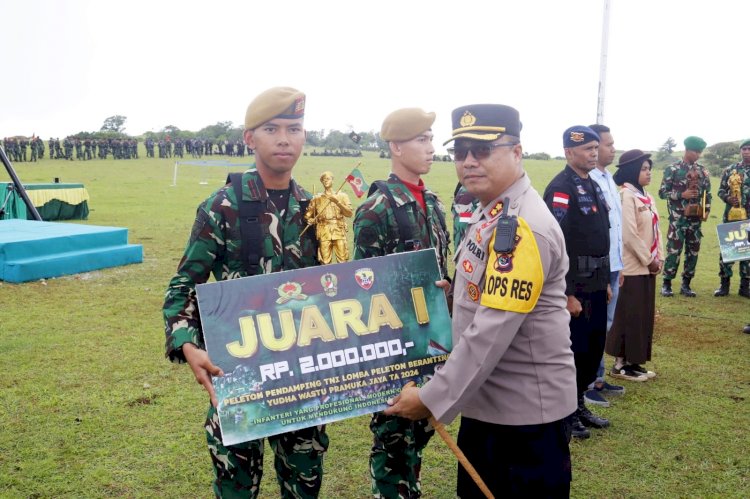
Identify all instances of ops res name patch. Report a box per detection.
[480,217,543,313]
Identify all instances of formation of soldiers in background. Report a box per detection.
[143,138,250,159]
[2,136,252,162]
[2,137,45,162]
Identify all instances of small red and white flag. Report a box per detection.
[458,211,473,223]
[552,192,570,208]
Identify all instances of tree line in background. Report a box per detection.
[99,115,385,156]
[11,115,745,173]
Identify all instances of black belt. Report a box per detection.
[577,255,609,272]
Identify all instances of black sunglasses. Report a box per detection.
[447,141,518,161]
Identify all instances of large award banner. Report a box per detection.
[196,249,452,446]
[716,220,750,263]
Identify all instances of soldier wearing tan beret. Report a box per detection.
[353,108,451,498]
[164,86,329,497]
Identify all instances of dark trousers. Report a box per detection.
[456,416,572,498]
[569,289,607,397]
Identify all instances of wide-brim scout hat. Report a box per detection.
[616,149,652,169]
[380,108,436,142]
[562,126,600,148]
[244,87,305,130]
[683,136,707,152]
[444,104,521,145]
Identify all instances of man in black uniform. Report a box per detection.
[544,125,611,439]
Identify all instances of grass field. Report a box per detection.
[1,149,748,498]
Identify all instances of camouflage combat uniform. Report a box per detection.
[63,137,73,160]
[353,173,450,499]
[658,159,712,283]
[163,168,328,499]
[450,184,479,253]
[29,138,38,162]
[716,161,750,280]
[19,139,28,161]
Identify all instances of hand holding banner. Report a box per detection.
[196,249,452,446]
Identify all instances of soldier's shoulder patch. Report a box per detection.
[356,226,379,246]
[480,217,543,314]
[189,207,211,244]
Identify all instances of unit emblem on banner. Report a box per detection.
[321,273,338,297]
[354,268,374,290]
[276,281,308,304]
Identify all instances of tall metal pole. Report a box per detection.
[596,0,611,124]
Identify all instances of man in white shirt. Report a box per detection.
[586,124,632,406]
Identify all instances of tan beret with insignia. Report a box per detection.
[244,87,306,130]
[380,108,436,142]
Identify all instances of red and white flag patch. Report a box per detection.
[552,192,570,209]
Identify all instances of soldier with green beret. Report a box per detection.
[353,107,450,498]
[658,135,712,297]
[713,139,750,298]
[163,86,329,498]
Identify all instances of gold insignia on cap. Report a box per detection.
[459,111,477,128]
[570,132,585,143]
[294,96,305,114]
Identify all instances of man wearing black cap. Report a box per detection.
[543,126,612,439]
[713,139,750,298]
[385,104,576,497]
[658,136,712,297]
[163,87,329,498]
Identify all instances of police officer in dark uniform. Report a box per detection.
[544,126,611,439]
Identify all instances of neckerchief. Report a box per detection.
[624,182,659,258]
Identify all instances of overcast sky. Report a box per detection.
[1,0,746,155]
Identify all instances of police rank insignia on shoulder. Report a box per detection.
[480,217,543,313]
[489,200,503,218]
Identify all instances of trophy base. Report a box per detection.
[684,204,704,219]
[727,207,748,222]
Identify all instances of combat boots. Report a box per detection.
[740,278,750,298]
[714,277,730,297]
[570,413,590,439]
[577,396,610,429]
[661,279,674,297]
[680,278,696,297]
